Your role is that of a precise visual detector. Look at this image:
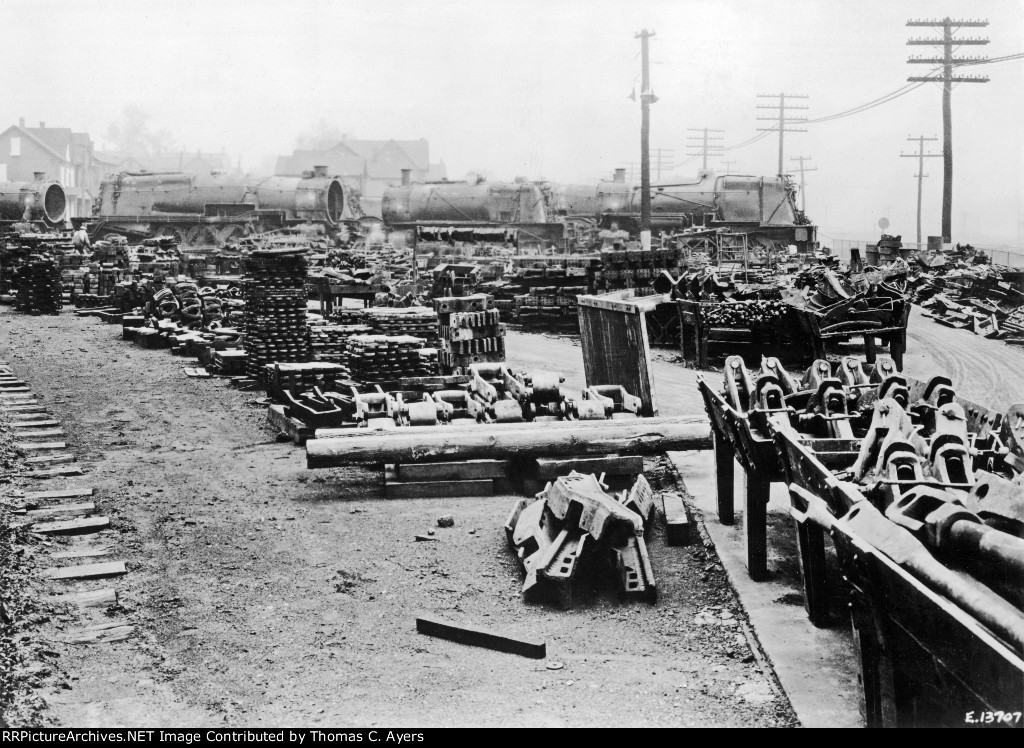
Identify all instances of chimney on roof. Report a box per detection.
[39,122,45,129]
[613,168,626,183]
[313,164,328,178]
[18,118,25,128]
[401,168,411,187]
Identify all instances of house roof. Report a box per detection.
[275,149,365,177]
[337,139,429,170]
[275,138,435,180]
[26,126,74,156]
[0,125,66,162]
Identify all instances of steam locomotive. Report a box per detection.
[381,170,816,253]
[549,170,816,253]
[87,166,357,246]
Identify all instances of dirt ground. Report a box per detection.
[0,306,797,728]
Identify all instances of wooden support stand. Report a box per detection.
[743,471,770,581]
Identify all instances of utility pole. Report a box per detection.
[900,135,940,245]
[788,155,817,214]
[721,160,738,174]
[654,148,675,181]
[908,17,989,242]
[635,28,657,239]
[756,93,808,175]
[686,128,724,171]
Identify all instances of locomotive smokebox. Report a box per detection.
[0,179,67,225]
[254,175,346,225]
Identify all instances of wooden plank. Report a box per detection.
[396,459,509,482]
[384,468,493,499]
[16,441,67,451]
[12,428,64,439]
[416,614,546,659]
[577,300,659,417]
[309,417,710,467]
[20,466,86,478]
[64,622,134,644]
[24,454,76,465]
[32,516,108,534]
[3,412,52,421]
[662,491,694,546]
[43,561,126,580]
[50,545,114,561]
[533,454,643,479]
[27,502,95,518]
[68,588,117,609]
[7,419,60,428]
[0,405,47,413]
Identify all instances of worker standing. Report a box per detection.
[72,226,92,254]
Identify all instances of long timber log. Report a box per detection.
[307,416,712,468]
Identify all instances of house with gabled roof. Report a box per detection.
[0,118,104,220]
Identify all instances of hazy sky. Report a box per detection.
[4,0,1022,245]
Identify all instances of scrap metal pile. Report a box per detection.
[913,264,1024,343]
[699,353,1024,723]
[13,256,63,315]
[241,248,313,380]
[505,472,656,608]
[150,282,242,328]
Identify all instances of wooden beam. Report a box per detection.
[396,460,509,482]
[22,488,94,502]
[26,502,95,519]
[64,622,134,644]
[662,492,694,546]
[308,417,711,467]
[67,588,117,609]
[416,615,546,659]
[44,562,126,580]
[32,516,109,535]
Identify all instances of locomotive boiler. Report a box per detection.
[89,165,351,246]
[0,177,67,227]
[381,179,548,225]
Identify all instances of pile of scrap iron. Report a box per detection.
[912,264,1024,343]
[699,353,1024,724]
[505,472,656,608]
[786,264,911,364]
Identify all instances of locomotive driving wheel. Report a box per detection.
[185,225,218,247]
[216,224,246,246]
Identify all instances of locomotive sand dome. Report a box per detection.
[90,166,349,246]
[0,177,67,226]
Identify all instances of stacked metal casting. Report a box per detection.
[333,306,439,343]
[435,294,505,372]
[505,472,656,608]
[14,257,62,314]
[308,323,372,369]
[241,248,313,380]
[345,335,436,383]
